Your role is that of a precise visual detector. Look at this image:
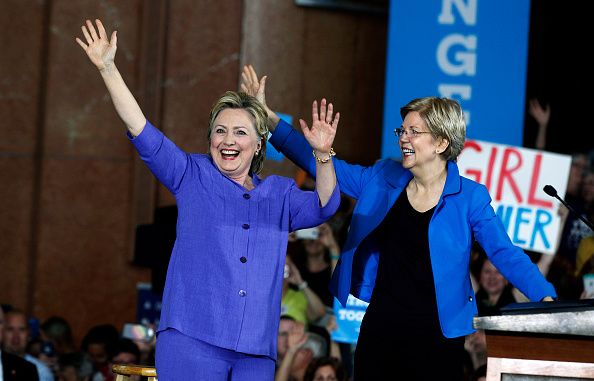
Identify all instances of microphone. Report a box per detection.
[543,185,594,231]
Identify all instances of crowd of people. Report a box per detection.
[0,306,153,381]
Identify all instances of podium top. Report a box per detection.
[499,299,594,315]
[473,300,594,336]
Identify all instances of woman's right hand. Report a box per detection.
[240,65,280,128]
[76,19,117,71]
[241,65,268,109]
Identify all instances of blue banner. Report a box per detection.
[331,295,369,344]
[382,0,531,159]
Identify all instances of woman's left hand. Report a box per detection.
[299,99,339,157]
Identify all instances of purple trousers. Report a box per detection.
[155,328,275,381]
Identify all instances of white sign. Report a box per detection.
[458,140,571,254]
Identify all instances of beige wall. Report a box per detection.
[0,0,387,345]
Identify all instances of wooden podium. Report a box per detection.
[473,302,594,380]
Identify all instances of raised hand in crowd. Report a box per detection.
[528,98,550,150]
[285,258,326,323]
[317,223,341,270]
[275,322,308,381]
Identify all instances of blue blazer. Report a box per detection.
[270,119,557,338]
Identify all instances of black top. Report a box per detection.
[364,191,441,335]
[299,265,334,307]
[1,351,40,381]
[476,285,517,316]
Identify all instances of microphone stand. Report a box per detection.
[545,186,594,232]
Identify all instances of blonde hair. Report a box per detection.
[400,97,466,161]
[208,91,269,174]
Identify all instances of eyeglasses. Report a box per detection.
[394,127,431,139]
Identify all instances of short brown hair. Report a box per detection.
[207,91,269,174]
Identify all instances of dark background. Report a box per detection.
[524,1,593,154]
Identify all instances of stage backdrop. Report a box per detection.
[381,0,531,159]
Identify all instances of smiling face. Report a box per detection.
[479,260,506,296]
[398,111,447,170]
[209,108,262,181]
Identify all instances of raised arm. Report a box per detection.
[528,98,550,150]
[286,259,326,323]
[300,99,338,207]
[76,19,146,136]
[242,65,379,200]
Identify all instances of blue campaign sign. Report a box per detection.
[136,282,162,326]
[382,0,531,159]
[266,113,292,162]
[331,295,369,344]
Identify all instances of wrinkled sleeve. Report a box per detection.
[287,180,340,232]
[128,120,191,195]
[269,119,374,200]
[471,184,557,301]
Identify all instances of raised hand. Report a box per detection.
[240,65,280,128]
[318,223,338,250]
[76,19,117,71]
[287,322,308,351]
[299,99,339,156]
[240,65,267,107]
[528,98,550,127]
[285,257,304,287]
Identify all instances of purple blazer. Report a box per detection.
[130,121,340,359]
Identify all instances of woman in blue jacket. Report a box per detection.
[241,65,556,380]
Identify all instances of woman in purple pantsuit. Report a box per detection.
[76,19,341,380]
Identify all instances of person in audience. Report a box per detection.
[277,316,300,367]
[576,233,594,281]
[471,247,519,316]
[110,338,140,366]
[40,316,76,378]
[275,324,326,381]
[76,19,339,381]
[107,339,141,381]
[242,65,556,380]
[1,309,54,380]
[40,317,77,357]
[0,306,40,380]
[121,323,155,367]
[81,324,119,381]
[303,356,347,381]
[282,257,327,325]
[547,156,592,298]
[57,353,93,381]
[289,224,350,374]
[527,99,591,299]
[291,223,341,308]
[464,329,487,373]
